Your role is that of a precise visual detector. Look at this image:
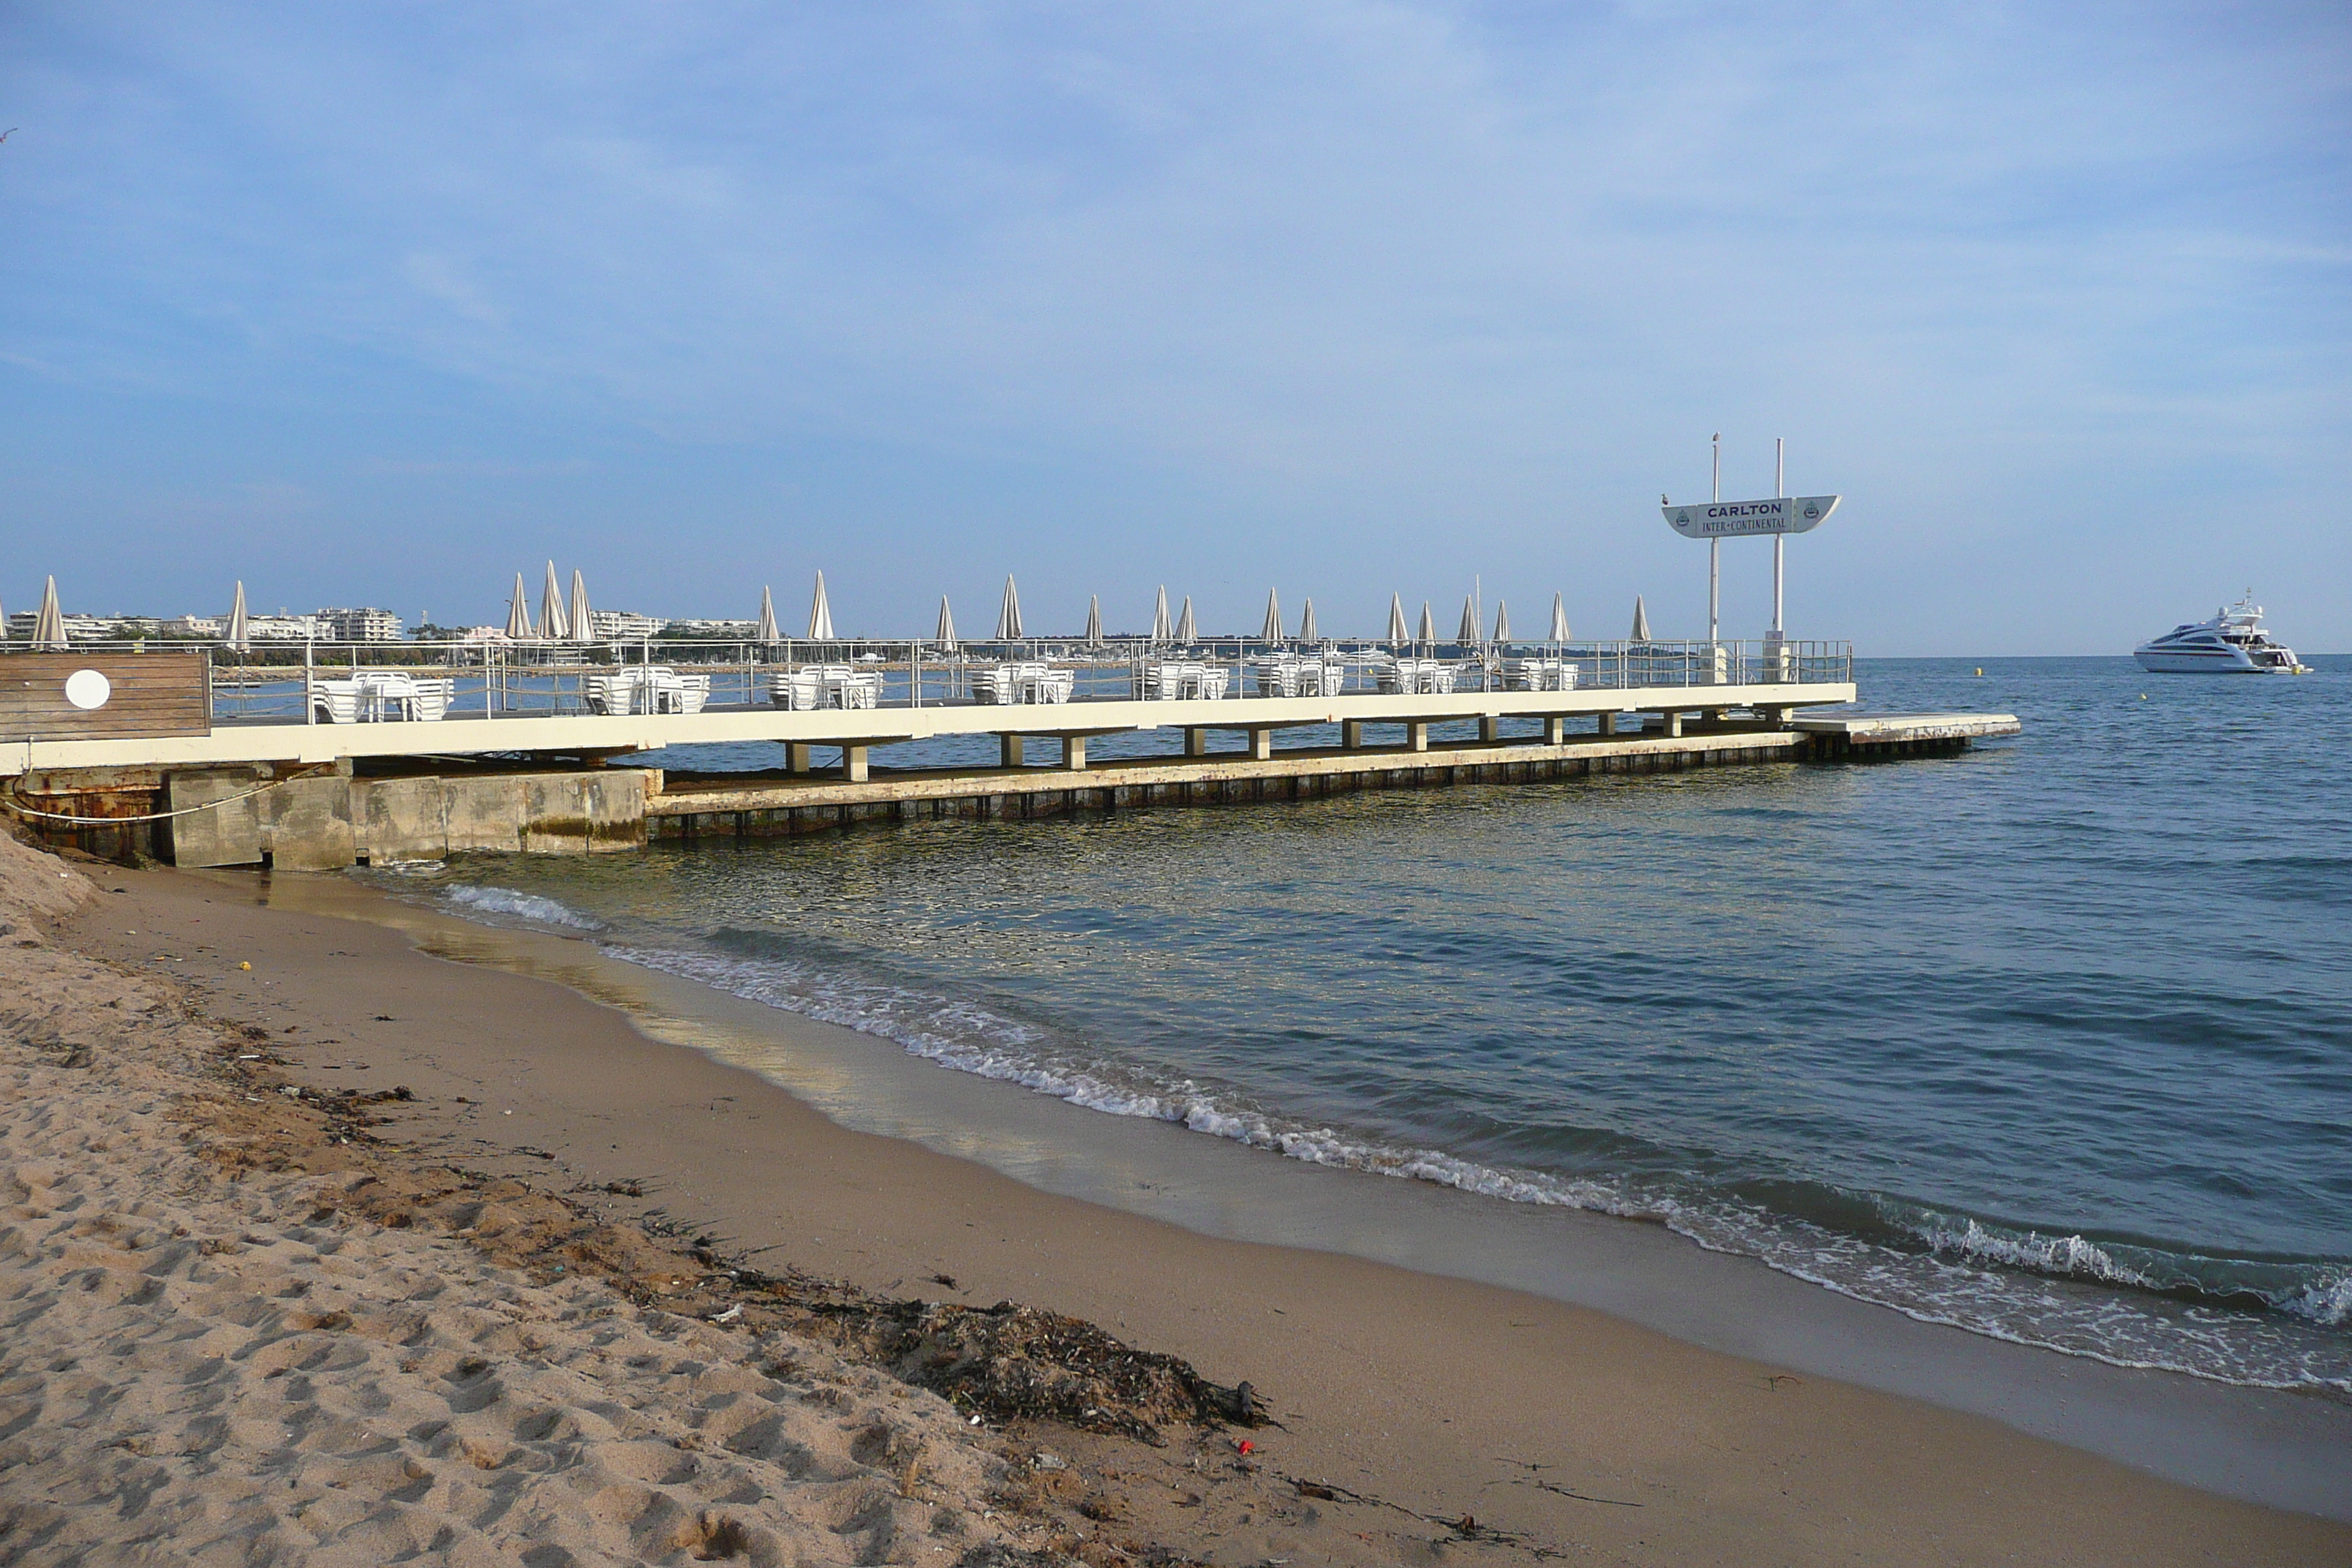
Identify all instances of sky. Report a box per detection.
[2,2,2346,653]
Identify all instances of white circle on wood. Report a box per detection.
[64,669,112,710]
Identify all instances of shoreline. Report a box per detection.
[42,853,2349,1561]
[255,864,2352,1517]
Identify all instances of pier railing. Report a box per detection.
[1,636,1852,728]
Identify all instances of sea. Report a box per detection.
[361,656,2352,1400]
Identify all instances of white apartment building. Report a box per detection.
[245,614,325,642]
[587,608,666,639]
[314,606,405,642]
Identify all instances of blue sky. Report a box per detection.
[3,2,2345,652]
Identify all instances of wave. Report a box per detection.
[441,884,606,930]
[595,937,2351,1398]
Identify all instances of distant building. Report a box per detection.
[5,613,116,641]
[587,609,666,640]
[314,606,404,642]
[660,618,759,638]
[161,615,222,638]
[245,614,325,642]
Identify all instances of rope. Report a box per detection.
[0,764,339,826]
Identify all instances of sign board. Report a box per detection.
[0,652,211,742]
[1662,495,1839,539]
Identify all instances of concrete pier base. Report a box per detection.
[162,766,653,870]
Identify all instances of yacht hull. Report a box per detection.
[2144,649,2267,676]
[2133,649,2274,674]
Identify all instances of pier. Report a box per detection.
[0,638,2016,866]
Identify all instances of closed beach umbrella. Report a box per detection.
[1493,600,1510,644]
[226,581,250,650]
[1150,586,1172,646]
[1630,595,1651,641]
[1549,592,1570,643]
[1261,588,1282,644]
[1457,595,1478,644]
[808,571,835,640]
[506,574,533,640]
[32,576,65,649]
[0,598,7,641]
[1299,599,1318,643]
[1387,593,1409,646]
[1417,600,1436,645]
[996,575,1023,640]
[570,570,593,641]
[1174,596,1196,643]
[1085,595,1104,646]
[755,586,781,644]
[539,561,569,641]
[935,595,958,651]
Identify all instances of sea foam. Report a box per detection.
[442,884,606,930]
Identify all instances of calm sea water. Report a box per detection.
[371,657,2352,1395]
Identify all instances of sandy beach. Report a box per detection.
[4,829,2348,1567]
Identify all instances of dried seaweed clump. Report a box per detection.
[798,1293,1257,1443]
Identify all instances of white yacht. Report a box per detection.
[2134,595,2310,674]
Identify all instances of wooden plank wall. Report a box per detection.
[0,652,211,741]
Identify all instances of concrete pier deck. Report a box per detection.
[1794,712,2024,755]
[1,680,1854,778]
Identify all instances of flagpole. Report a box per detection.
[1774,437,1785,638]
[1708,433,1720,644]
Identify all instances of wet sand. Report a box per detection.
[27,848,2345,1567]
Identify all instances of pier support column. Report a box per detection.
[1000,734,1025,768]
[1184,728,1207,756]
[1762,706,1792,729]
[1662,711,1684,738]
[1406,721,1430,753]
[785,742,813,774]
[843,745,870,784]
[1248,728,1273,761]
[1479,715,1502,744]
[1544,715,1566,745]
[1597,712,1616,736]
[1063,736,1088,772]
[1341,720,1365,750]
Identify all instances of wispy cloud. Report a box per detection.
[1,1,2345,649]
